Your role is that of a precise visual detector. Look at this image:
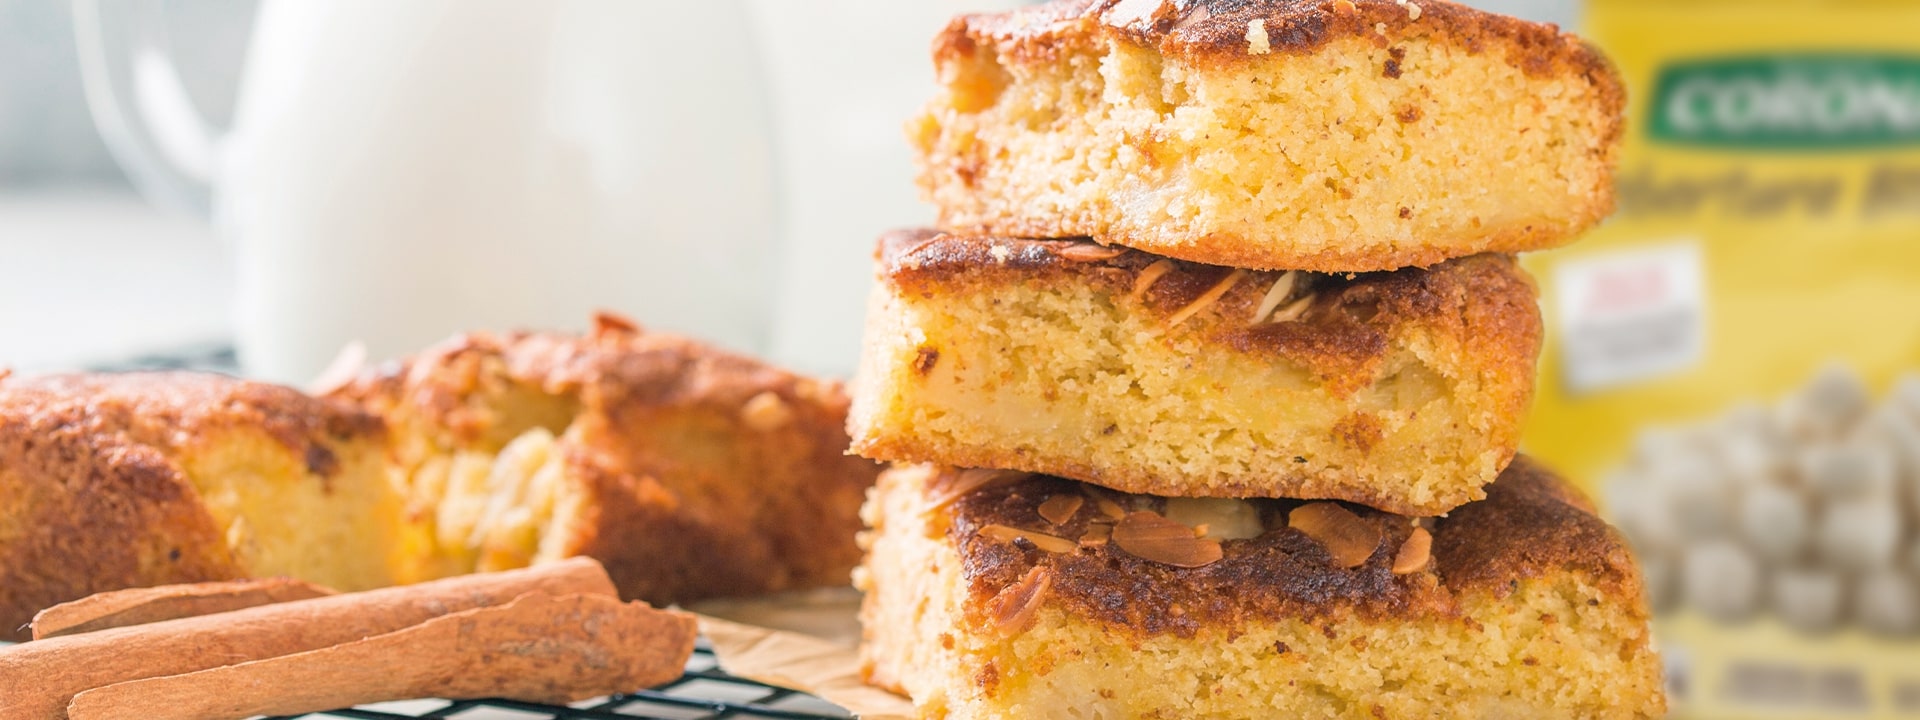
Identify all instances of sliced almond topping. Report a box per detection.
[739,391,794,432]
[1104,0,1175,30]
[1166,269,1247,328]
[591,310,641,337]
[1079,523,1113,547]
[987,566,1053,635]
[1392,527,1433,575]
[979,524,1078,554]
[1112,512,1224,568]
[1250,271,1301,323]
[1268,295,1316,324]
[1056,242,1128,263]
[1129,259,1176,301]
[926,469,1028,512]
[305,341,368,396]
[1092,495,1128,521]
[1037,494,1084,526]
[1289,503,1382,569]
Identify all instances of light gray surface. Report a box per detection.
[0,0,121,184]
[1465,0,1577,28]
[0,189,230,372]
[0,0,254,186]
[0,0,249,370]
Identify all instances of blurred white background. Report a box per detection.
[0,0,1578,380]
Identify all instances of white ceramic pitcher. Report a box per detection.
[744,0,1036,377]
[75,0,776,384]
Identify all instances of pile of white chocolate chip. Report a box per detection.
[1606,366,1920,636]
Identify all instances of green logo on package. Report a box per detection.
[1650,54,1920,149]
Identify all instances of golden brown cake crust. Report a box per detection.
[942,0,1621,88]
[945,457,1642,639]
[939,214,1598,277]
[0,373,384,640]
[334,316,882,605]
[1,372,385,463]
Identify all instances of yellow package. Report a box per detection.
[1525,1,1920,718]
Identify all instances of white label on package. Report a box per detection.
[1554,241,1707,394]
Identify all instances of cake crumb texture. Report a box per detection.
[851,230,1541,516]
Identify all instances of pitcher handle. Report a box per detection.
[72,0,224,219]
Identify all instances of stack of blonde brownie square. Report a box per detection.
[847,1,1666,718]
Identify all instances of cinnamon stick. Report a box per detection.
[32,577,337,640]
[0,557,614,720]
[66,593,697,720]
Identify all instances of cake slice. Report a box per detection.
[850,230,1540,516]
[334,313,884,605]
[857,459,1666,719]
[0,317,882,640]
[0,372,401,641]
[913,0,1625,271]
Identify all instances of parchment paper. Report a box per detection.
[689,590,913,719]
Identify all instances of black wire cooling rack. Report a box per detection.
[87,343,242,374]
[0,640,851,720]
[68,348,855,720]
[278,644,850,720]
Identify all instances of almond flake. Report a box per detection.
[1268,295,1316,324]
[591,310,641,337]
[926,469,1028,512]
[979,524,1077,554]
[1038,494,1085,526]
[1056,242,1128,263]
[987,566,1053,635]
[1392,526,1433,574]
[740,391,794,432]
[1167,269,1247,328]
[1103,0,1169,29]
[1289,503,1382,569]
[1250,271,1301,323]
[1079,523,1113,547]
[1170,4,1214,31]
[1113,512,1224,568]
[1092,495,1128,521]
[1129,260,1176,301]
[305,341,368,396]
